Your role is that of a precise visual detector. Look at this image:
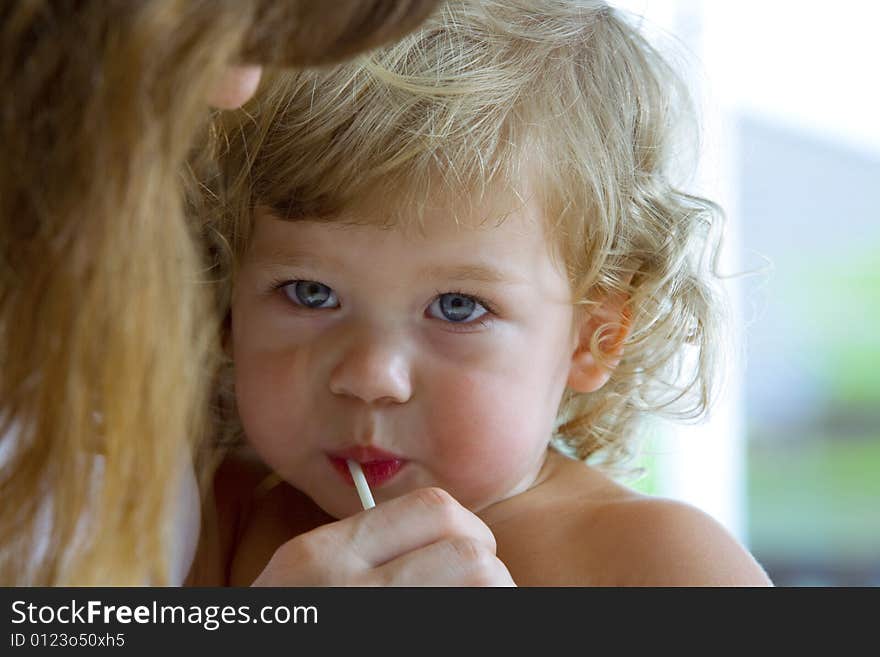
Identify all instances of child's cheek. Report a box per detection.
[425,372,546,508]
[233,345,314,466]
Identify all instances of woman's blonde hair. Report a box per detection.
[0,0,440,586]
[205,0,723,471]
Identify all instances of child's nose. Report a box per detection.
[328,330,413,405]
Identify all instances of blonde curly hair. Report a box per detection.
[200,0,724,472]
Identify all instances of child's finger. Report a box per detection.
[341,487,498,568]
[371,536,515,586]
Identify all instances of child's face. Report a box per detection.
[231,190,578,518]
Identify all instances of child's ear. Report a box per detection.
[567,292,631,394]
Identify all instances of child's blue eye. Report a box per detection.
[427,293,488,323]
[281,280,339,309]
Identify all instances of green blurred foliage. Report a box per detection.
[747,432,880,563]
[786,244,880,406]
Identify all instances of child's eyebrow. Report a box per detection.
[249,249,524,287]
[420,264,525,286]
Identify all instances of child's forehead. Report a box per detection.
[253,186,543,248]
[246,165,565,269]
[332,172,544,235]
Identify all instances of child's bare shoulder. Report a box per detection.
[488,452,771,586]
[585,493,772,586]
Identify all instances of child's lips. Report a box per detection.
[328,447,407,488]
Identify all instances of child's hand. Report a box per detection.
[250,487,515,586]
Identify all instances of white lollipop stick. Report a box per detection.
[347,459,375,510]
